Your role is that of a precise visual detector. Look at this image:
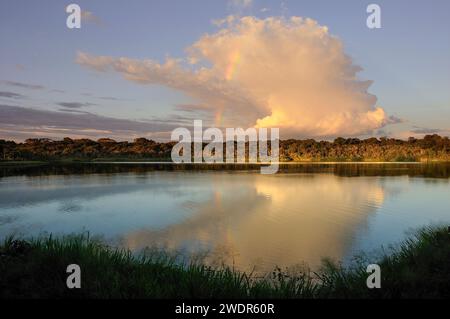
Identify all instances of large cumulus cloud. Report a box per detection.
[77,16,394,138]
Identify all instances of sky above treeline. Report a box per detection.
[1,0,449,142]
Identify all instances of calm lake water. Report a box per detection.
[1,163,449,272]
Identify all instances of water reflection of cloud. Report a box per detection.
[122,174,386,272]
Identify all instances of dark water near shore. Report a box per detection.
[1,163,449,272]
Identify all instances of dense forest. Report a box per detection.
[1,134,450,162]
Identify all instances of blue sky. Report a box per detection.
[0,0,449,141]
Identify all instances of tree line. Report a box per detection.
[1,134,449,162]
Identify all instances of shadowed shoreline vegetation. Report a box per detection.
[2,162,450,179]
[1,134,450,162]
[1,226,449,299]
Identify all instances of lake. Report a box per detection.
[1,163,449,273]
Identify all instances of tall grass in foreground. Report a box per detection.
[0,226,449,299]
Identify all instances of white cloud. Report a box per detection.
[77,16,393,138]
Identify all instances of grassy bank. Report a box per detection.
[1,226,449,299]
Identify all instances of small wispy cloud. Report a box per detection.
[98,96,131,101]
[99,96,119,101]
[1,80,44,90]
[0,91,25,99]
[387,115,404,125]
[57,108,91,114]
[51,89,66,94]
[57,102,96,109]
[174,104,212,113]
[411,126,442,134]
[81,91,129,101]
[391,126,450,139]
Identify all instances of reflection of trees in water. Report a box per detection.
[122,174,387,273]
[0,173,183,209]
[2,162,450,178]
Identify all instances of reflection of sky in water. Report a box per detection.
[0,170,449,272]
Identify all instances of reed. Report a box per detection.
[1,226,449,299]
